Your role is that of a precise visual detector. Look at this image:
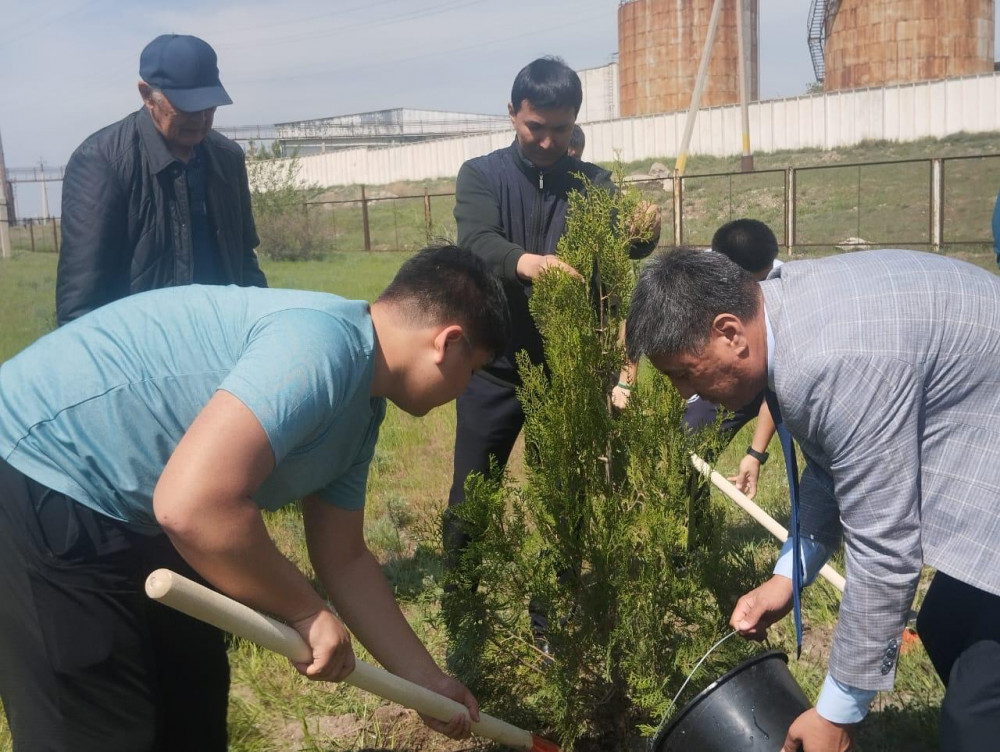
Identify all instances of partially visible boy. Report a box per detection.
[567,124,586,159]
[0,246,508,752]
[682,218,782,498]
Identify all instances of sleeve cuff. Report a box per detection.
[815,673,876,724]
[773,537,834,586]
[502,247,525,283]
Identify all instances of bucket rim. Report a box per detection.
[650,649,789,751]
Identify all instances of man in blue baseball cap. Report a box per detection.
[56,34,267,326]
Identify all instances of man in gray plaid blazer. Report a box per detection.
[626,247,1000,752]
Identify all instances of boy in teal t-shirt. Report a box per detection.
[0,245,509,752]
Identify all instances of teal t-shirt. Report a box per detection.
[0,285,386,532]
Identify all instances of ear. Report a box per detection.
[508,101,516,124]
[432,325,465,365]
[711,313,748,353]
[138,82,154,108]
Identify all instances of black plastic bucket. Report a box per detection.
[650,650,811,752]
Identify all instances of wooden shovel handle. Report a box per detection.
[144,568,535,750]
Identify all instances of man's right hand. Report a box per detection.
[291,607,357,682]
[515,253,582,282]
[730,574,795,640]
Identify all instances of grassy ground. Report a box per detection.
[0,244,952,751]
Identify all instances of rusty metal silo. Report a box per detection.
[822,0,994,91]
[618,0,759,118]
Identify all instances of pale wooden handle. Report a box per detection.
[689,453,847,592]
[144,569,534,750]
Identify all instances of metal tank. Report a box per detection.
[822,0,994,91]
[618,0,759,118]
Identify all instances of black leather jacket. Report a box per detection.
[56,108,266,325]
[454,141,657,385]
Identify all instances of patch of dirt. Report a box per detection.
[276,705,491,751]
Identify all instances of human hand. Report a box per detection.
[730,575,794,641]
[415,671,481,740]
[515,253,582,282]
[290,607,356,681]
[611,384,631,410]
[628,201,661,241]
[782,708,854,752]
[728,454,762,498]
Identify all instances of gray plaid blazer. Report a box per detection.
[760,249,1000,690]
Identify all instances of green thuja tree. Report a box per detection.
[444,173,753,749]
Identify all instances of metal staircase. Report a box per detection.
[807,0,829,83]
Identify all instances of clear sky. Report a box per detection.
[0,0,867,170]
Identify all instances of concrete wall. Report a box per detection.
[285,72,1000,188]
[578,62,620,123]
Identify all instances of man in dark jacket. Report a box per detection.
[445,57,660,616]
[56,34,266,325]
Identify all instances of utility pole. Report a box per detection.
[673,0,725,178]
[39,160,50,220]
[736,0,754,172]
[0,127,11,259]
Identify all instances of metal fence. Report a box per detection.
[3,154,998,262]
[290,153,1000,259]
[3,217,61,255]
[303,187,457,253]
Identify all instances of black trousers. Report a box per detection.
[0,459,229,752]
[443,374,525,567]
[916,571,1000,751]
[681,392,763,438]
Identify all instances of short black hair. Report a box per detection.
[568,124,586,153]
[377,245,510,359]
[710,219,779,274]
[626,247,760,362]
[510,57,583,115]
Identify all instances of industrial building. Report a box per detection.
[219,108,510,157]
[818,0,995,91]
[617,0,759,117]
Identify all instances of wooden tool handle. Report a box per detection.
[690,453,847,593]
[144,569,534,750]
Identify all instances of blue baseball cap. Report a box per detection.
[139,34,232,112]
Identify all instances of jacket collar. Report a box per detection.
[137,107,181,175]
[137,107,229,186]
[508,139,577,183]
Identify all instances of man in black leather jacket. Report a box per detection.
[445,57,660,619]
[56,34,266,325]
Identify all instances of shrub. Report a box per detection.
[443,170,751,750]
[247,142,324,261]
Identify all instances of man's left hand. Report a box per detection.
[782,708,854,752]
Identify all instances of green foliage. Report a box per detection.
[247,142,325,261]
[444,171,751,749]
